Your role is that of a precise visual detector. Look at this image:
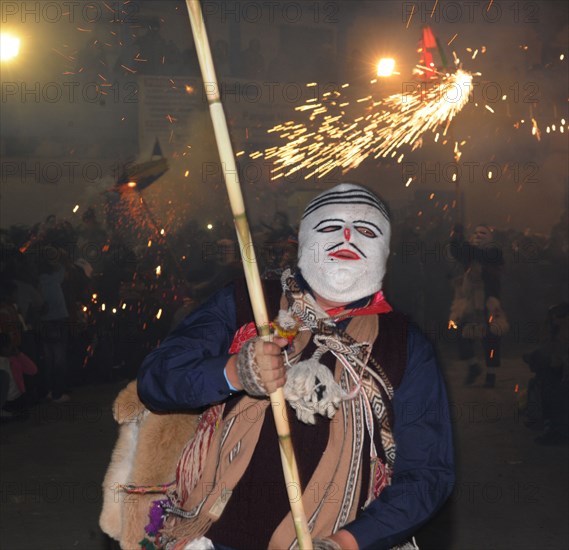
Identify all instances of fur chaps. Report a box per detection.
[99,381,199,550]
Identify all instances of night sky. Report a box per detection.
[1,1,567,233]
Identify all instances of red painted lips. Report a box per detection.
[328,249,361,260]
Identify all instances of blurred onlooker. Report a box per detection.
[164,40,183,74]
[133,18,167,75]
[0,280,25,354]
[449,224,508,387]
[260,211,296,244]
[192,238,244,300]
[212,39,231,78]
[240,38,265,79]
[0,351,19,419]
[0,369,13,420]
[65,259,94,386]
[423,214,453,334]
[4,254,44,398]
[387,217,425,327]
[76,207,108,274]
[546,209,569,260]
[181,45,200,76]
[267,48,294,81]
[12,267,44,333]
[260,234,298,281]
[0,333,38,416]
[38,247,71,403]
[523,302,569,445]
[170,295,197,333]
[37,214,57,240]
[545,209,569,302]
[65,259,93,312]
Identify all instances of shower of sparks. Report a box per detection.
[257,70,473,181]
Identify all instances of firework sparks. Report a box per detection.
[405,4,415,28]
[531,118,541,141]
[260,70,473,180]
[430,0,439,17]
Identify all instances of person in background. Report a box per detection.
[240,38,265,79]
[449,224,508,388]
[38,247,71,403]
[0,333,37,417]
[0,280,24,355]
[0,369,13,420]
[7,253,44,401]
[523,302,569,445]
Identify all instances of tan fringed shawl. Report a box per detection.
[271,313,383,549]
[160,273,398,549]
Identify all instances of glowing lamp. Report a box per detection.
[377,58,395,77]
[0,33,20,62]
[127,181,137,188]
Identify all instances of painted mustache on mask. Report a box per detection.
[325,241,367,260]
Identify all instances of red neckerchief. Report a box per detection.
[229,291,392,353]
[325,291,392,321]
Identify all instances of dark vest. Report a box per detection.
[207,279,408,549]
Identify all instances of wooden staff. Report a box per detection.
[184,1,312,547]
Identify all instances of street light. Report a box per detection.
[0,33,21,62]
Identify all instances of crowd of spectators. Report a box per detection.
[386,209,568,444]
[1,205,566,441]
[0,206,296,420]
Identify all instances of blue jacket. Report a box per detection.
[137,284,455,550]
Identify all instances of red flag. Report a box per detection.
[422,25,437,49]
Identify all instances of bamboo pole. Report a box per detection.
[184,1,312,547]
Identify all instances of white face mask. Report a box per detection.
[470,226,493,248]
[297,184,391,304]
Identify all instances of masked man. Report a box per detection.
[137,184,455,550]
